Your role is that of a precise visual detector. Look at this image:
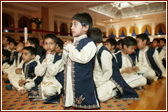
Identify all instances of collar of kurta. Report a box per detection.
[4,45,9,50]
[141,45,149,52]
[97,43,103,52]
[24,59,34,66]
[73,34,87,44]
[121,50,129,57]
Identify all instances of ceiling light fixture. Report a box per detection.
[110,19,112,21]
[135,15,138,18]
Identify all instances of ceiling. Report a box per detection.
[2,1,166,27]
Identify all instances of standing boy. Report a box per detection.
[62,13,100,109]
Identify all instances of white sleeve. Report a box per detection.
[153,50,166,77]
[62,50,69,64]
[47,59,64,77]
[98,51,113,82]
[159,49,165,60]
[64,41,97,64]
[34,59,47,76]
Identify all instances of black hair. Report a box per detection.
[2,49,11,59]
[136,33,150,44]
[160,38,166,43]
[88,27,103,43]
[105,38,117,48]
[6,36,15,44]
[153,39,160,43]
[43,33,58,44]
[10,40,18,46]
[122,36,137,48]
[27,37,39,49]
[23,46,36,55]
[57,38,64,49]
[72,12,92,36]
[117,39,123,45]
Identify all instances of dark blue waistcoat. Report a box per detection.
[135,48,162,77]
[28,53,64,104]
[13,52,22,66]
[115,51,136,69]
[22,61,37,79]
[63,38,100,109]
[157,47,162,53]
[97,46,139,100]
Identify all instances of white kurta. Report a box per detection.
[34,53,64,99]
[6,55,41,91]
[136,46,166,79]
[62,34,97,107]
[93,43,116,102]
[119,51,146,88]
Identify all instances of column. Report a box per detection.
[151,23,155,36]
[127,26,129,36]
[138,24,142,34]
[116,26,119,37]
[48,8,54,32]
[41,7,49,38]
[106,27,109,37]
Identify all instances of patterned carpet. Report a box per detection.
[2,81,149,110]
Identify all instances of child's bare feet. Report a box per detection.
[2,74,8,80]
[19,88,27,94]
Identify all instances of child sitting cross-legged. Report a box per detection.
[14,47,37,94]
[26,33,64,104]
[115,36,147,89]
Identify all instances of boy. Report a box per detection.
[55,37,64,56]
[2,36,15,50]
[159,38,166,68]
[9,40,18,65]
[12,47,37,94]
[90,28,139,102]
[135,33,166,82]
[152,39,165,61]
[4,42,25,90]
[105,38,116,54]
[27,33,64,104]
[25,37,41,60]
[115,36,146,88]
[2,49,11,76]
[62,13,100,109]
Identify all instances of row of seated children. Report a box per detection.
[2,35,64,104]
[152,38,166,68]
[2,12,166,110]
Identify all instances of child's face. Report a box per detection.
[22,49,35,63]
[16,43,24,53]
[118,43,122,50]
[105,42,113,51]
[9,42,15,50]
[71,20,88,37]
[25,41,35,48]
[136,38,146,49]
[152,40,159,48]
[124,45,136,54]
[55,46,61,55]
[43,38,56,53]
[2,37,8,46]
[159,40,165,48]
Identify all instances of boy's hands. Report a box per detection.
[19,88,27,95]
[18,79,26,87]
[121,67,134,74]
[15,68,22,74]
[63,41,72,47]
[2,73,8,80]
[132,66,139,72]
